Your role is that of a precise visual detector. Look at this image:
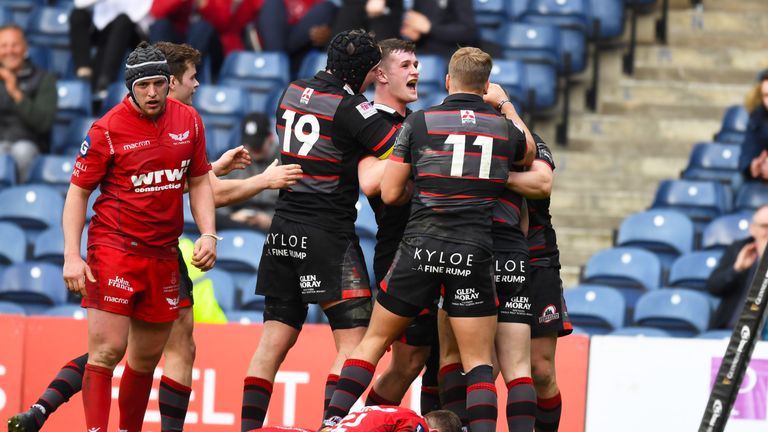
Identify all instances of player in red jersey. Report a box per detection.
[62,42,216,432]
[8,42,302,432]
[256,406,462,432]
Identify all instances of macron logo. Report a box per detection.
[131,160,190,188]
[168,130,189,142]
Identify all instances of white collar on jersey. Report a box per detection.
[374,103,397,114]
[343,84,354,95]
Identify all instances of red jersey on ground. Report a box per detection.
[329,406,429,432]
[71,96,210,258]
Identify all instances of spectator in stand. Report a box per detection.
[149,0,224,79]
[70,0,149,96]
[223,112,280,231]
[707,205,768,329]
[332,0,404,41]
[196,0,261,56]
[401,0,478,57]
[0,24,57,180]
[738,70,768,181]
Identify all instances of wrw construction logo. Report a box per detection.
[131,160,190,193]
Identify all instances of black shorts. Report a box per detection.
[177,248,194,308]
[494,251,532,324]
[397,308,438,347]
[256,216,371,303]
[529,266,572,338]
[381,236,497,318]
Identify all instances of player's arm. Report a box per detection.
[358,154,386,197]
[381,121,414,206]
[506,137,555,199]
[62,184,95,296]
[484,83,535,166]
[211,145,252,176]
[188,173,217,270]
[210,160,302,207]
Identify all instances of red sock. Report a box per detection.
[83,364,113,431]
[118,364,155,432]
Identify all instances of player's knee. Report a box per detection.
[531,360,555,389]
[90,345,126,369]
[264,296,308,331]
[324,297,372,330]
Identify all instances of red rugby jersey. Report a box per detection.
[328,406,429,432]
[71,96,210,257]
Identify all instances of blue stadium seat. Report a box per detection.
[26,45,49,70]
[474,0,506,26]
[409,92,448,112]
[0,185,64,235]
[56,80,93,122]
[681,142,742,188]
[506,0,532,19]
[489,59,527,107]
[633,288,712,337]
[587,0,625,40]
[298,50,326,80]
[496,22,560,110]
[239,275,263,310]
[0,300,26,316]
[52,115,96,156]
[194,85,247,159]
[667,250,723,291]
[44,304,86,319]
[0,154,17,187]
[355,194,378,239]
[27,155,74,193]
[615,209,694,269]
[700,211,752,250]
[651,179,732,229]
[714,105,749,145]
[563,284,626,335]
[32,227,66,265]
[522,0,591,74]
[359,235,377,288]
[0,5,11,25]
[217,230,265,291]
[100,81,128,116]
[0,222,27,265]
[697,329,732,340]
[735,182,768,212]
[416,55,448,99]
[0,262,66,314]
[582,247,661,308]
[226,310,264,325]
[609,326,671,337]
[220,51,291,94]
[198,268,237,312]
[26,6,72,77]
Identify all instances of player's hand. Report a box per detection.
[749,151,768,179]
[403,10,431,34]
[366,0,387,17]
[734,241,758,273]
[262,159,303,189]
[483,83,509,109]
[192,236,217,271]
[211,145,252,176]
[63,255,96,297]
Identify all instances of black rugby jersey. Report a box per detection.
[527,143,559,267]
[391,93,527,250]
[275,72,398,232]
[492,180,527,253]
[366,103,412,280]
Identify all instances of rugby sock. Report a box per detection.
[365,387,399,406]
[325,359,375,418]
[324,374,339,412]
[32,353,88,425]
[506,377,536,432]
[438,363,468,426]
[159,375,192,431]
[118,364,154,432]
[420,385,441,414]
[241,376,273,431]
[83,363,113,431]
[466,365,497,432]
[536,392,562,432]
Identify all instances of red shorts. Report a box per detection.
[82,245,181,323]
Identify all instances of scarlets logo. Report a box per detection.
[168,130,190,142]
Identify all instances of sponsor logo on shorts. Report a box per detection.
[455,288,479,302]
[504,296,531,311]
[300,87,314,104]
[413,248,474,276]
[170,271,177,286]
[103,295,128,305]
[265,233,308,259]
[460,110,476,125]
[300,274,322,289]
[122,140,151,152]
[89,428,101,432]
[108,275,133,292]
[538,304,560,324]
[166,297,180,308]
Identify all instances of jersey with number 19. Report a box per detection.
[381,93,527,318]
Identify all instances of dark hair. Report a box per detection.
[153,42,201,82]
[378,38,416,61]
[424,410,463,432]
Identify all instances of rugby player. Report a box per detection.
[322,47,534,432]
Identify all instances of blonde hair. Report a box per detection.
[448,47,492,93]
[745,72,768,113]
